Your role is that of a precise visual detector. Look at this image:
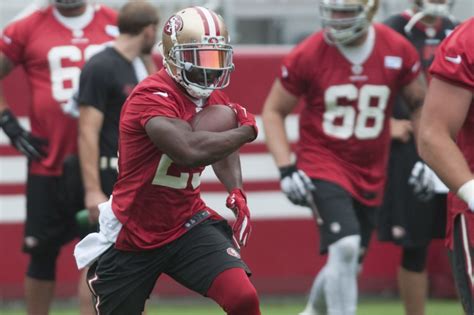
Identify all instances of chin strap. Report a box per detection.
[404,11,426,35]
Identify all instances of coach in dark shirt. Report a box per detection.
[78,1,159,224]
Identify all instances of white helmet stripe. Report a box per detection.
[195,6,217,36]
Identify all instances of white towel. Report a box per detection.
[74,197,122,269]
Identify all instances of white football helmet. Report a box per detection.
[415,0,453,17]
[161,7,234,99]
[53,0,86,9]
[405,0,454,35]
[320,0,378,45]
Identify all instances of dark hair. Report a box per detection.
[118,1,159,35]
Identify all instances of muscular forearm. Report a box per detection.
[212,151,242,192]
[78,125,102,193]
[418,131,473,192]
[179,126,253,167]
[0,53,14,112]
[262,110,292,167]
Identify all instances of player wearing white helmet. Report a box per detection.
[161,8,234,99]
[262,0,426,314]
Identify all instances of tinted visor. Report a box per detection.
[182,48,230,69]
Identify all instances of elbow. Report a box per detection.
[416,127,435,162]
[169,149,206,168]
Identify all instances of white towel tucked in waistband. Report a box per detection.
[74,197,122,269]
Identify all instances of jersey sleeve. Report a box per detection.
[429,19,474,91]
[0,17,32,64]
[279,41,311,97]
[135,92,181,127]
[398,36,421,86]
[78,59,110,112]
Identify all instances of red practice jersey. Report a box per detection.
[280,23,421,207]
[429,17,474,249]
[112,69,229,251]
[0,5,117,176]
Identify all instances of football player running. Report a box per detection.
[262,1,425,314]
[0,0,117,314]
[418,17,474,315]
[74,7,261,315]
[378,1,456,314]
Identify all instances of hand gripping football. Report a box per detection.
[190,104,238,132]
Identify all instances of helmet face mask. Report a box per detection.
[161,7,234,99]
[320,0,378,45]
[415,0,453,17]
[53,0,86,9]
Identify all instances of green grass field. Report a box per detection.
[1,298,464,315]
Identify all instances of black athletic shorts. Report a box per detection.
[377,140,446,247]
[87,219,251,315]
[23,174,79,254]
[449,214,474,314]
[311,179,377,255]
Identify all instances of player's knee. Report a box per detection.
[329,235,361,263]
[226,284,260,315]
[401,246,428,272]
[26,250,59,280]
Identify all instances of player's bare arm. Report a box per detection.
[418,77,473,191]
[145,116,255,168]
[0,51,47,159]
[0,52,15,111]
[262,79,299,167]
[213,152,243,192]
[400,73,426,133]
[78,105,108,223]
[390,118,413,143]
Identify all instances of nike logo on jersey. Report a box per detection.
[445,55,462,65]
[153,91,169,97]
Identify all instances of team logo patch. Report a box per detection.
[164,15,184,35]
[351,64,363,75]
[391,225,406,239]
[24,236,39,249]
[384,56,402,70]
[1,34,12,45]
[227,247,241,259]
[330,222,341,234]
[281,66,289,79]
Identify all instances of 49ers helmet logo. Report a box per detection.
[164,15,184,35]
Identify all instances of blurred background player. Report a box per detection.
[418,17,474,315]
[262,0,426,314]
[0,0,117,314]
[377,1,457,314]
[74,6,260,315]
[78,1,158,228]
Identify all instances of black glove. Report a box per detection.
[279,164,316,206]
[0,109,47,160]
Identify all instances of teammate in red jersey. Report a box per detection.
[377,1,456,314]
[418,17,474,315]
[74,7,260,315]
[262,1,426,314]
[0,1,117,314]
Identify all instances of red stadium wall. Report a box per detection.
[0,47,455,299]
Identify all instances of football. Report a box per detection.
[190,104,238,132]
